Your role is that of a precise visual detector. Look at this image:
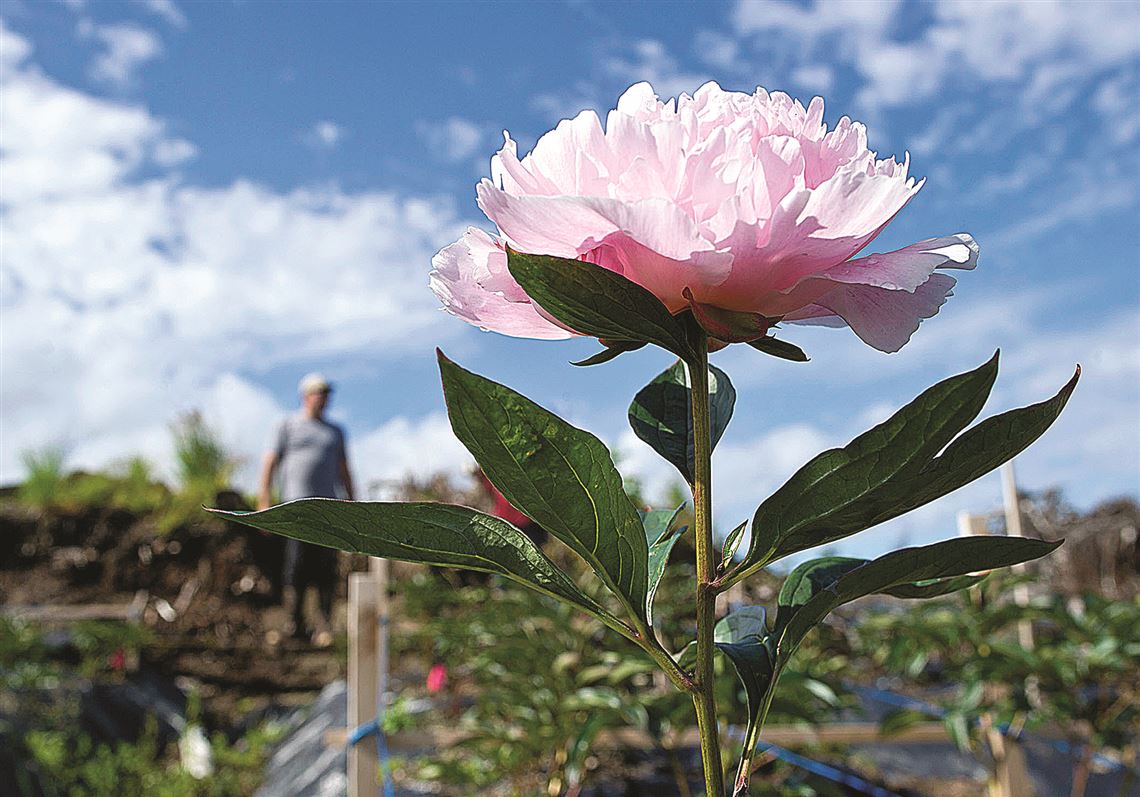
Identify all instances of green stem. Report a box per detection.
[638,629,695,693]
[688,332,725,797]
[731,689,775,795]
[585,609,692,693]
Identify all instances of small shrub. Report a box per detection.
[110,456,169,514]
[17,447,66,510]
[171,411,233,496]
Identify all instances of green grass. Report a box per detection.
[17,447,67,509]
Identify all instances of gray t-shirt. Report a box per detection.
[273,415,347,501]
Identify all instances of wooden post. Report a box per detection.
[958,511,989,538]
[984,717,1035,797]
[348,573,379,797]
[1001,462,1034,649]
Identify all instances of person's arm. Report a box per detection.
[257,450,280,510]
[338,456,355,500]
[259,421,287,510]
[338,429,355,500]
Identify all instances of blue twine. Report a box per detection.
[347,718,396,797]
[756,742,906,797]
[725,725,905,797]
[347,719,379,746]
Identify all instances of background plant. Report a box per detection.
[850,576,1139,797]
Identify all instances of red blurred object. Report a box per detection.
[427,663,448,694]
[474,469,530,528]
[109,649,126,671]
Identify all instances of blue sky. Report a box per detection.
[2,0,1138,561]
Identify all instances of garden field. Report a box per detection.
[2,445,1136,797]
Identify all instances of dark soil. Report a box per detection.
[0,498,355,728]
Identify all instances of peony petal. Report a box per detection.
[819,234,980,292]
[429,228,573,340]
[477,185,733,286]
[804,273,959,353]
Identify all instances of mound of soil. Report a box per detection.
[0,497,360,728]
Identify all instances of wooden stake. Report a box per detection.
[986,716,1037,797]
[1001,462,1034,649]
[348,572,379,797]
[958,511,989,538]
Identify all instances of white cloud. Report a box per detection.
[136,0,187,30]
[693,30,739,72]
[790,64,833,94]
[733,0,900,42]
[713,423,833,528]
[416,117,483,162]
[0,25,472,485]
[305,120,345,150]
[0,20,33,67]
[986,177,1137,250]
[78,20,163,88]
[0,50,166,202]
[350,413,473,498]
[734,0,1140,112]
[1093,69,1140,146]
[151,137,197,166]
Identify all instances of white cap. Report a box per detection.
[299,372,333,395]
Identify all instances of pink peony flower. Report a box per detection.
[430,82,978,353]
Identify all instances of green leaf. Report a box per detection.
[713,606,777,793]
[720,520,748,570]
[211,499,624,628]
[438,351,650,625]
[628,359,736,483]
[507,248,697,361]
[733,358,1078,584]
[879,708,929,737]
[571,340,647,367]
[741,354,1001,570]
[866,365,1081,527]
[774,557,865,636]
[747,335,809,362]
[774,537,1060,669]
[642,505,686,626]
[945,712,971,752]
[641,505,685,546]
[716,605,769,643]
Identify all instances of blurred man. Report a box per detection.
[258,373,354,647]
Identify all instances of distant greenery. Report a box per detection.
[17,448,67,509]
[171,411,234,497]
[3,618,282,797]
[22,721,285,797]
[0,617,152,687]
[850,576,1140,797]
[11,412,240,533]
[16,450,169,517]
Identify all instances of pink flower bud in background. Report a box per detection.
[431,82,978,353]
[427,662,448,694]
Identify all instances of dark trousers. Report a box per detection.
[283,539,338,628]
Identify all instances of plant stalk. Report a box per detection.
[688,332,725,796]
